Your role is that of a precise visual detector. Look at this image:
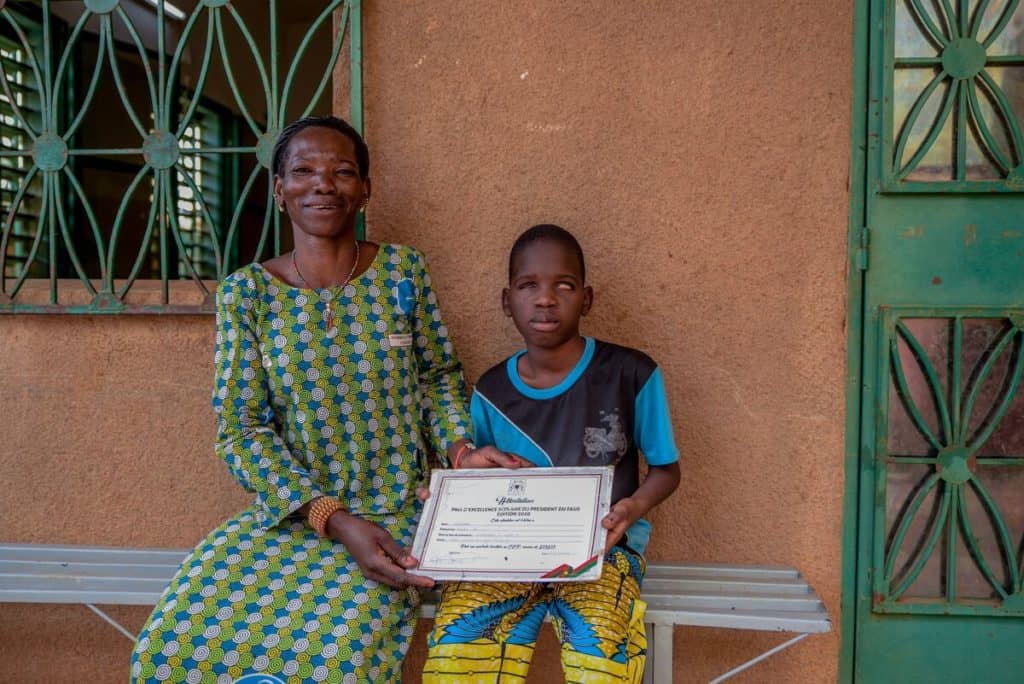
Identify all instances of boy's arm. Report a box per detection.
[602,363,681,551]
[602,462,680,551]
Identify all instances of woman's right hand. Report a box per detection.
[326,511,434,590]
[458,445,532,469]
[417,447,532,501]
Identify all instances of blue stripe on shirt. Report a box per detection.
[470,390,553,466]
[633,367,679,466]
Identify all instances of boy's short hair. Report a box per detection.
[508,224,586,283]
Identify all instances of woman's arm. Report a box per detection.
[213,275,325,529]
[443,393,527,468]
[409,249,472,465]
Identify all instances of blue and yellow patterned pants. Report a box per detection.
[423,546,647,683]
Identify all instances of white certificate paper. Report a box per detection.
[409,466,613,582]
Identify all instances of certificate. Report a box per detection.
[409,466,613,582]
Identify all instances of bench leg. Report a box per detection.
[85,603,137,642]
[708,632,810,684]
[642,622,653,684]
[644,621,674,684]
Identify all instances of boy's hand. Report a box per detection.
[459,445,529,469]
[601,463,681,552]
[602,497,643,552]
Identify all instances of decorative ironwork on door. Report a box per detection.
[0,0,362,313]
[875,307,1024,615]
[888,0,1024,190]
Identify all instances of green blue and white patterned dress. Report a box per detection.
[131,243,470,683]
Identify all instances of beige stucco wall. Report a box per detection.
[0,1,853,682]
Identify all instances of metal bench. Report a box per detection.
[0,542,830,683]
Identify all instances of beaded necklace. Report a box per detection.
[291,241,360,330]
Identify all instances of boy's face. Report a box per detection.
[503,239,592,350]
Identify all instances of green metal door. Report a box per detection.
[848,0,1024,681]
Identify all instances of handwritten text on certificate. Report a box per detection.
[410,467,613,582]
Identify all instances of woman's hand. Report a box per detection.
[326,511,434,589]
[458,445,531,469]
[415,446,531,502]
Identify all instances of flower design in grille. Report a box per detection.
[883,317,1024,607]
[894,0,1024,182]
[0,1,353,310]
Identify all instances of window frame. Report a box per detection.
[0,0,361,313]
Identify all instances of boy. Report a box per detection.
[422,224,681,684]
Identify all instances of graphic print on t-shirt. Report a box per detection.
[583,409,628,461]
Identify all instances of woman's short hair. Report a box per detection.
[272,115,369,178]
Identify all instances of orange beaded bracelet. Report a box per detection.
[452,441,475,469]
[307,496,346,537]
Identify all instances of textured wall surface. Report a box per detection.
[0,1,853,682]
[357,2,853,680]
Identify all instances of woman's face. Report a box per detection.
[273,126,370,240]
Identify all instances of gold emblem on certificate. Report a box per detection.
[409,466,614,582]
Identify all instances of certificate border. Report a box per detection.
[410,466,614,583]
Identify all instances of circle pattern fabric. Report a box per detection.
[132,244,469,683]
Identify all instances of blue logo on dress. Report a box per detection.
[394,278,416,314]
[233,675,285,684]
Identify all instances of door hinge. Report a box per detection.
[856,226,870,271]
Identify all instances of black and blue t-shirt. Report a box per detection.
[470,337,679,555]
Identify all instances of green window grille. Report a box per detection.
[0,0,363,313]
[0,21,45,280]
[174,99,232,281]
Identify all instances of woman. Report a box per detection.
[131,116,517,684]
